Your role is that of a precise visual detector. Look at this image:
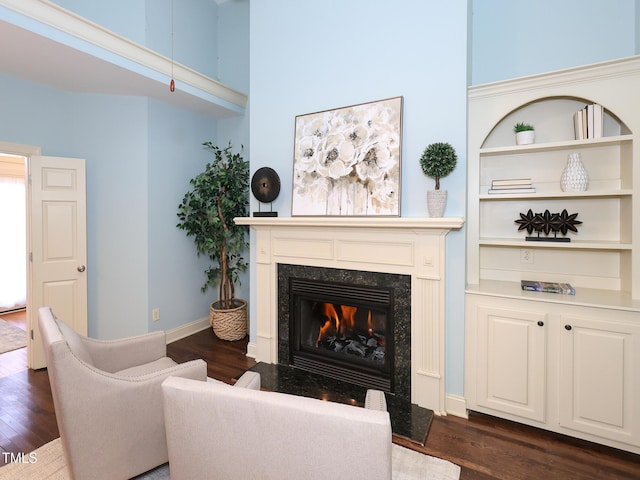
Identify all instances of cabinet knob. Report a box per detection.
[565,325,572,331]
[537,321,544,327]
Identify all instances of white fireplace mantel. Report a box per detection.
[235,216,464,414]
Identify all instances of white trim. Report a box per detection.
[166,317,210,344]
[445,394,468,419]
[0,141,41,157]
[246,341,258,359]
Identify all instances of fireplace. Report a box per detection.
[278,264,411,403]
[235,216,464,413]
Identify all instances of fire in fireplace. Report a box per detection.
[278,264,412,403]
[289,277,394,392]
[311,302,386,363]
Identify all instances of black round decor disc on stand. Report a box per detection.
[251,167,280,216]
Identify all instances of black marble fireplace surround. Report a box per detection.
[277,263,412,404]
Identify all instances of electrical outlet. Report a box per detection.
[520,248,534,264]
[152,308,160,321]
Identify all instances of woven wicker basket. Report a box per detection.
[210,299,247,341]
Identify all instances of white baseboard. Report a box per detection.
[246,341,258,359]
[165,317,210,344]
[445,394,469,418]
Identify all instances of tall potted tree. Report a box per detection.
[420,142,457,217]
[177,142,250,341]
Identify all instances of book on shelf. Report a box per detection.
[488,187,536,194]
[489,184,533,190]
[491,178,532,187]
[521,280,576,295]
[592,103,603,139]
[574,109,584,140]
[574,103,604,139]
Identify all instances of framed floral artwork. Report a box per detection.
[292,96,403,216]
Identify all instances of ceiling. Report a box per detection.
[0,18,243,118]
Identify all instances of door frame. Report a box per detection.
[0,141,41,368]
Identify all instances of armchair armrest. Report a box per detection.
[81,331,168,373]
[365,389,388,412]
[233,371,261,390]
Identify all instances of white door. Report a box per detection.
[28,156,87,369]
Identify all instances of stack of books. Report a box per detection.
[574,103,604,140]
[521,280,576,295]
[488,178,536,194]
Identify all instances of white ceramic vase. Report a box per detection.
[560,152,589,192]
[516,130,535,145]
[427,189,447,217]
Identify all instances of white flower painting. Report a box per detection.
[292,97,403,216]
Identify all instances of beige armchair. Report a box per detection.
[38,306,208,480]
[161,375,393,480]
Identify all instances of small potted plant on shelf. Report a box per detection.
[419,142,457,217]
[514,122,535,145]
[177,142,250,341]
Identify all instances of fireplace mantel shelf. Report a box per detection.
[235,216,465,230]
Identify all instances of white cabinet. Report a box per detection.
[466,57,640,453]
[559,310,640,446]
[474,304,547,422]
[466,294,640,453]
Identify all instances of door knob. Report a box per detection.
[77,265,86,272]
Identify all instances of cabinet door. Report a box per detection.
[475,306,547,422]
[559,312,640,446]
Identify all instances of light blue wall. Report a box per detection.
[0,78,222,340]
[249,0,469,394]
[147,100,218,333]
[471,0,637,85]
[51,0,146,44]
[52,0,220,79]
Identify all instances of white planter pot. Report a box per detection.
[515,130,535,145]
[427,189,447,218]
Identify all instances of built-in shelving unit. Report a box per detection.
[465,56,640,455]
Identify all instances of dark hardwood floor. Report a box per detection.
[1,325,639,478]
[0,309,28,378]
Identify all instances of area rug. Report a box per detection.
[0,438,461,480]
[0,318,26,354]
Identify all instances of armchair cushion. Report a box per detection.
[162,376,392,480]
[116,357,178,377]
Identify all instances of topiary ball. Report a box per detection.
[420,142,457,180]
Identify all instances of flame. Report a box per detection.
[316,303,339,347]
[340,305,357,335]
[314,302,383,346]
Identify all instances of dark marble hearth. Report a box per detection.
[244,362,433,446]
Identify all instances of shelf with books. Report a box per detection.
[468,56,639,299]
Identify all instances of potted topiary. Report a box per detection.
[177,142,250,341]
[420,142,457,217]
[514,122,535,145]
